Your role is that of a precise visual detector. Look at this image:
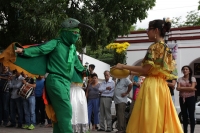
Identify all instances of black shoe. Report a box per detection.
[97,129,105,131]
[17,124,22,128]
[6,124,15,127]
[106,130,111,132]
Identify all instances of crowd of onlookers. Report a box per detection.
[0,64,198,133]
[0,65,52,130]
[83,64,198,133]
[0,63,142,132]
[83,64,145,133]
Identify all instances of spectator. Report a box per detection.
[88,64,95,74]
[114,78,132,133]
[22,76,36,130]
[129,75,140,98]
[112,77,117,84]
[177,65,196,133]
[97,71,115,132]
[86,73,100,131]
[0,66,11,126]
[35,75,45,126]
[167,79,176,104]
[6,70,24,128]
[87,64,97,129]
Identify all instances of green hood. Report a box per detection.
[58,28,80,47]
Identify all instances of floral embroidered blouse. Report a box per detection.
[142,41,177,80]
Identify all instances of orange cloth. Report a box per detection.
[0,42,39,77]
[42,87,49,105]
[45,104,57,123]
[42,87,57,123]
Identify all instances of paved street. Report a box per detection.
[0,124,200,133]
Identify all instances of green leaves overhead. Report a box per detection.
[171,10,200,28]
[0,0,156,50]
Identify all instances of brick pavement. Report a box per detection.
[0,124,200,133]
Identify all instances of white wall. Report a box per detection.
[126,42,151,66]
[82,54,110,80]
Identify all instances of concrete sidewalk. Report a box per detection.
[0,124,200,133]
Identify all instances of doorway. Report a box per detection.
[196,78,200,102]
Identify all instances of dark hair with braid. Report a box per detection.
[148,19,171,37]
[181,65,193,84]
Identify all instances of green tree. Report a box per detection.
[171,10,200,27]
[137,28,146,31]
[171,16,184,28]
[0,0,156,51]
[130,25,136,32]
[0,0,69,49]
[184,10,200,26]
[84,45,114,65]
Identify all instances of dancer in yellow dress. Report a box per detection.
[114,19,183,133]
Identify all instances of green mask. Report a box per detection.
[59,28,80,46]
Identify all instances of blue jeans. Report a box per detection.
[23,96,36,125]
[10,97,23,125]
[88,98,99,125]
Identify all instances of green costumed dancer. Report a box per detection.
[14,18,95,133]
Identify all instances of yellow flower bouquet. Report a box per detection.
[106,42,130,64]
[106,42,130,78]
[106,42,130,54]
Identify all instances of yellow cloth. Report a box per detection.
[45,104,57,123]
[126,42,183,133]
[0,42,39,77]
[142,41,177,80]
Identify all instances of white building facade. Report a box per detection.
[82,54,110,81]
[115,26,200,106]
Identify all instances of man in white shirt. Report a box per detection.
[114,78,132,133]
[98,70,115,132]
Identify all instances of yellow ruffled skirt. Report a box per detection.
[126,75,183,133]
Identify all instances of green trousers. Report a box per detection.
[46,74,72,133]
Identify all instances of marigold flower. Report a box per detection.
[106,42,130,54]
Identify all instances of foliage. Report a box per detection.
[185,11,200,26]
[130,25,136,32]
[0,0,69,49]
[171,16,184,28]
[137,28,146,31]
[105,42,130,64]
[171,10,200,27]
[85,45,115,65]
[0,0,156,51]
